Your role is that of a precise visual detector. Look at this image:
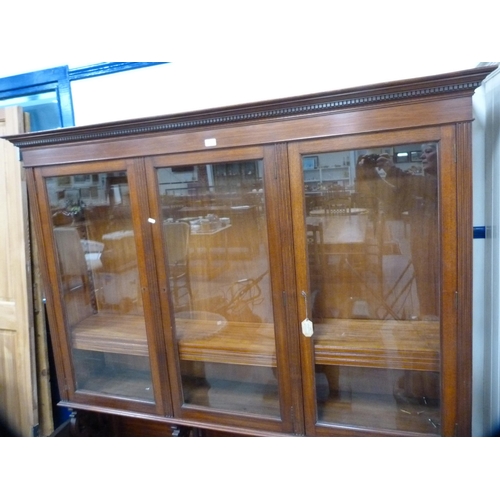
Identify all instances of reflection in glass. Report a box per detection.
[303,144,441,434]
[157,162,280,417]
[46,172,154,402]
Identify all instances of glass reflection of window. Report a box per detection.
[0,92,62,131]
[0,66,74,131]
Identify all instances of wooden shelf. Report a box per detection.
[317,392,441,435]
[72,313,149,356]
[176,318,276,367]
[71,313,439,371]
[314,319,440,372]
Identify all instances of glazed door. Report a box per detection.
[289,128,462,436]
[145,146,301,434]
[31,159,172,416]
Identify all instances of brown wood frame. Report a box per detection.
[288,126,462,436]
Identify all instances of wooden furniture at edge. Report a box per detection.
[4,66,495,437]
[0,108,53,437]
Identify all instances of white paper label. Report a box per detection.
[301,318,314,337]
[148,218,156,224]
[204,138,217,147]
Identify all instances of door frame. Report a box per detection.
[288,126,465,436]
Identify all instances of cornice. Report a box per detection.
[4,65,497,149]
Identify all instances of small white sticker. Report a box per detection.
[205,138,217,147]
[301,318,314,337]
[148,218,156,224]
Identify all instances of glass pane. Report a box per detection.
[157,161,279,417]
[303,144,440,434]
[1,91,62,131]
[46,171,154,402]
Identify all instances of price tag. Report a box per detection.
[301,318,314,337]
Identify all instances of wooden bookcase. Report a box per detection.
[5,66,495,436]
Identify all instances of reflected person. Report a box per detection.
[406,143,439,319]
[355,154,381,217]
[375,154,407,219]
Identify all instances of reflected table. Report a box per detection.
[307,213,368,254]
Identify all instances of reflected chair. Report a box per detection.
[335,211,411,320]
[53,227,94,324]
[307,220,325,276]
[361,213,412,319]
[54,227,90,292]
[323,190,348,215]
[164,221,192,311]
